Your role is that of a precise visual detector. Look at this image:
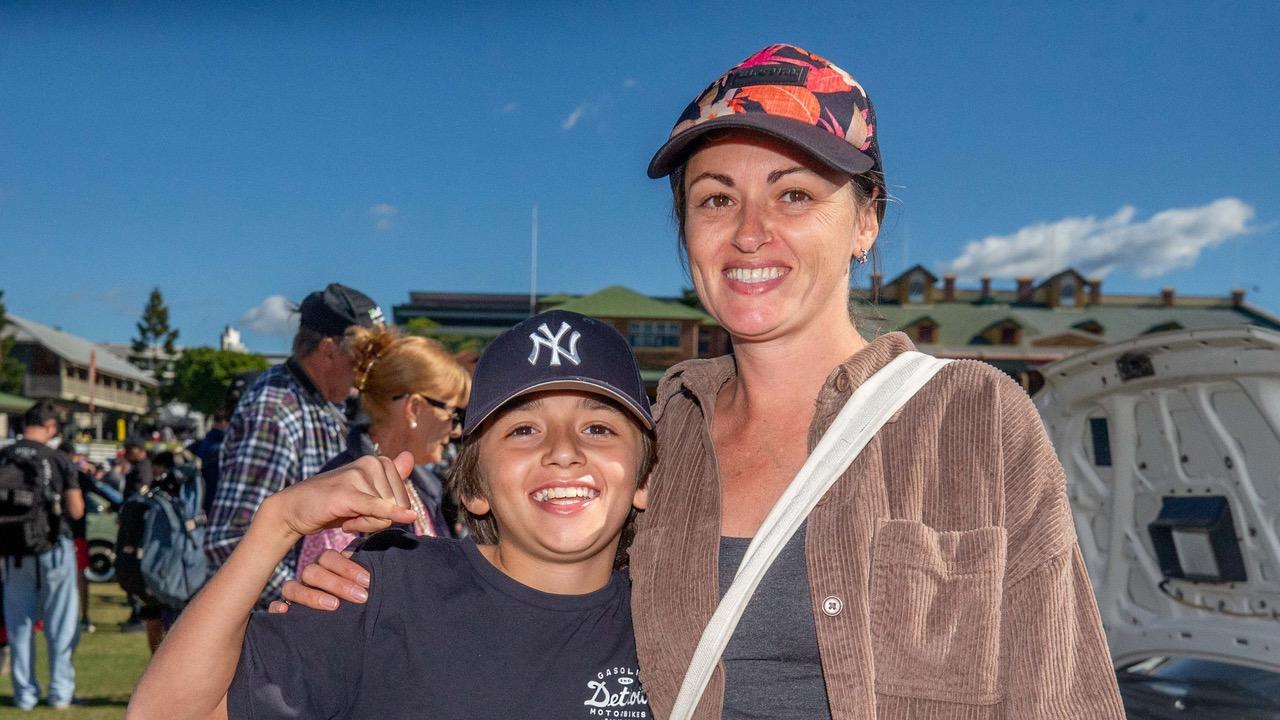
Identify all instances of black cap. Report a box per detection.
[462,310,653,438]
[298,283,384,338]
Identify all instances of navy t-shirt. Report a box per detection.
[229,530,650,720]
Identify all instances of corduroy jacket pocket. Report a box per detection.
[869,520,1007,706]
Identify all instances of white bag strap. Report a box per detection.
[668,351,952,720]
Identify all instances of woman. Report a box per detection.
[298,325,470,570]
[281,45,1124,719]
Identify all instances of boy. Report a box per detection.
[129,311,654,720]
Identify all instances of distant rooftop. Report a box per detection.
[4,315,157,386]
[549,286,710,321]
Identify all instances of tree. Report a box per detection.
[0,289,29,395]
[678,287,705,311]
[403,317,488,355]
[131,287,181,397]
[167,347,269,415]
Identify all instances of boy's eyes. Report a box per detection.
[502,420,618,438]
[583,423,616,437]
[506,424,537,437]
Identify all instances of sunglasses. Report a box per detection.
[393,392,465,429]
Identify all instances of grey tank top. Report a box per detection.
[717,523,833,720]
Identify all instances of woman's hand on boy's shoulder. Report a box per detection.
[270,548,370,614]
[261,452,419,544]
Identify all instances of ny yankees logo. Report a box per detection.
[528,322,582,367]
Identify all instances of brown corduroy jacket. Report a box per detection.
[629,333,1125,719]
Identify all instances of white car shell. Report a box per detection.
[1035,326,1280,673]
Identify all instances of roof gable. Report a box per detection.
[1035,268,1088,291]
[887,264,939,285]
[550,286,711,321]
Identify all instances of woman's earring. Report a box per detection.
[854,249,869,265]
[409,419,418,429]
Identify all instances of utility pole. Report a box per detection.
[530,204,538,316]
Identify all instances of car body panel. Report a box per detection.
[1035,326,1280,673]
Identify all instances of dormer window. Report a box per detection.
[908,276,925,303]
[1144,321,1184,335]
[1073,319,1104,335]
[1000,325,1018,345]
[1060,279,1077,307]
[918,324,935,343]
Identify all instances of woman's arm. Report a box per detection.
[127,453,418,720]
[992,382,1125,718]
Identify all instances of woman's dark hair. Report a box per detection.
[448,400,657,569]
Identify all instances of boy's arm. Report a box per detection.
[128,495,306,720]
[128,454,417,720]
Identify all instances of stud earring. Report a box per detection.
[854,250,869,265]
[409,420,418,429]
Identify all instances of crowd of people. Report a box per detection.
[5,43,1126,718]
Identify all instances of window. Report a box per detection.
[917,324,935,343]
[628,321,681,348]
[999,325,1019,345]
[1060,279,1077,307]
[908,274,925,303]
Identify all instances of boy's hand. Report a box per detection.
[269,549,369,613]
[264,452,419,541]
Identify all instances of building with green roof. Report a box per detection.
[546,286,728,380]
[857,266,1280,389]
[391,271,1278,395]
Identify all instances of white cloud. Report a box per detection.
[561,102,594,130]
[500,101,519,114]
[622,78,637,89]
[945,198,1254,280]
[368,203,398,231]
[239,295,298,337]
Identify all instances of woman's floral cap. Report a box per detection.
[647,44,883,198]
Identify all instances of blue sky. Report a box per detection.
[3,1,1278,353]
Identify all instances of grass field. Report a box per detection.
[2,582,151,718]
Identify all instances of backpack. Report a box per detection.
[115,465,209,607]
[0,443,62,558]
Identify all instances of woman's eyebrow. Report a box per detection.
[767,166,809,184]
[688,171,734,188]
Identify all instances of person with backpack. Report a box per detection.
[115,450,208,654]
[0,400,85,711]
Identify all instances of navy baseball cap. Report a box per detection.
[462,310,653,438]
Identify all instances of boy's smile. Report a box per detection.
[530,475,600,512]
[467,391,647,594]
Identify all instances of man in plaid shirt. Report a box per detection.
[206,283,384,606]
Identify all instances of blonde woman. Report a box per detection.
[297,326,469,571]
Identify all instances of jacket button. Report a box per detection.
[821,595,843,617]
[834,372,850,393]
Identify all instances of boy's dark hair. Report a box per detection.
[22,399,60,429]
[448,402,657,569]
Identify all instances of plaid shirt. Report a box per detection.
[205,359,348,606]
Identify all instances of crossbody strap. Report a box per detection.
[669,351,952,720]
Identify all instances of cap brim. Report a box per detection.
[462,378,654,439]
[647,113,875,179]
